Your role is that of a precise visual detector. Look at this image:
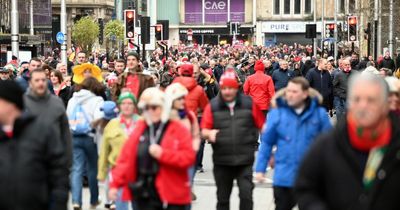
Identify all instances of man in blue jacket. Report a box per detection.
[255,77,332,210]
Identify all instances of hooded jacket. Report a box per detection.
[255,88,332,187]
[110,120,196,204]
[244,67,275,110]
[24,89,72,167]
[173,76,209,114]
[0,114,69,210]
[66,89,104,133]
[295,113,400,210]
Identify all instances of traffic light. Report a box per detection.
[155,24,163,41]
[157,20,169,40]
[325,23,335,38]
[98,18,104,45]
[348,16,358,42]
[124,10,135,39]
[364,22,371,40]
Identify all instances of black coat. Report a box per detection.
[306,68,333,109]
[379,57,396,71]
[295,113,400,210]
[0,114,69,210]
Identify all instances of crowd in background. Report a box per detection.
[0,42,400,210]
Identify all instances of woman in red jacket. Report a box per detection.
[108,87,196,210]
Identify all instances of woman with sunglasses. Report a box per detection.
[108,87,196,210]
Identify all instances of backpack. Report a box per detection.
[68,103,92,135]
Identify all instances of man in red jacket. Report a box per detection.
[173,64,209,115]
[243,60,275,115]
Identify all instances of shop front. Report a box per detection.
[179,27,253,45]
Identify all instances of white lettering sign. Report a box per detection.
[261,21,343,33]
[204,1,226,10]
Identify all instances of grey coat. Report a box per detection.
[24,89,72,167]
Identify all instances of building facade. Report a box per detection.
[255,0,347,47]
[158,0,256,46]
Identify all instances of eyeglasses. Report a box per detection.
[144,105,159,111]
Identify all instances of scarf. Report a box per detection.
[347,114,392,152]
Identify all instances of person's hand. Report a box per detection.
[255,172,266,183]
[108,188,118,201]
[149,144,163,159]
[207,129,219,143]
[269,156,275,169]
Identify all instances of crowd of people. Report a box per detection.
[0,42,400,210]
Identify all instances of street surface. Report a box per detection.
[69,143,282,210]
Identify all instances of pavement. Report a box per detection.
[69,143,280,210]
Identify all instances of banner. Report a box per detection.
[185,0,203,24]
[185,0,244,24]
[204,0,228,23]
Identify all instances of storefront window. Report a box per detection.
[284,0,291,14]
[294,0,301,14]
[304,0,312,14]
[274,0,280,15]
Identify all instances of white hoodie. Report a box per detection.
[66,89,104,124]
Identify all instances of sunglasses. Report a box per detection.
[144,105,159,111]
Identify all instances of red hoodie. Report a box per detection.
[109,120,196,204]
[243,69,275,111]
[173,76,209,114]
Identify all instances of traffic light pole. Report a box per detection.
[60,0,67,65]
[11,0,19,58]
[334,0,338,60]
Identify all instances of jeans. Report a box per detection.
[196,140,205,169]
[71,136,99,206]
[333,96,346,122]
[213,164,254,210]
[273,187,296,210]
[116,188,130,210]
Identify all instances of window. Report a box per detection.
[304,0,311,14]
[274,0,280,15]
[349,0,355,13]
[284,0,291,14]
[294,0,301,14]
[339,0,345,13]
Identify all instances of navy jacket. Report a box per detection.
[306,68,333,104]
[272,68,294,91]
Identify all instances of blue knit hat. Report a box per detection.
[100,101,118,120]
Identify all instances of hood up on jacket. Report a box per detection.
[72,89,97,104]
[270,87,323,109]
[173,76,198,91]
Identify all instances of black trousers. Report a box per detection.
[213,164,254,210]
[273,186,296,210]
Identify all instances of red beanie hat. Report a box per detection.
[179,64,194,76]
[220,70,239,89]
[254,60,265,72]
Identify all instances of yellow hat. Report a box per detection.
[72,63,103,84]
